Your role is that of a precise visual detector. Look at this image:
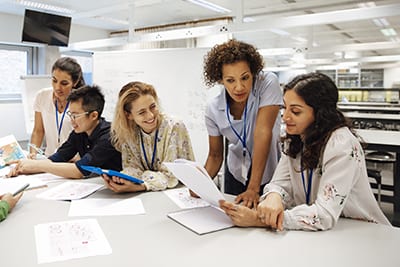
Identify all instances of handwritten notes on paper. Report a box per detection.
[36,181,103,200]
[164,187,210,209]
[34,219,112,264]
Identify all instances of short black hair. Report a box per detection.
[67,85,105,118]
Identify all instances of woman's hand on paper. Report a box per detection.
[219,200,264,227]
[101,174,146,193]
[235,188,259,209]
[257,192,284,231]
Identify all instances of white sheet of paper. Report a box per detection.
[164,159,225,207]
[36,181,103,200]
[164,187,210,209]
[168,206,234,235]
[34,218,112,264]
[30,172,65,183]
[68,197,145,216]
[0,175,46,195]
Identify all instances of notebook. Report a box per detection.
[164,159,234,235]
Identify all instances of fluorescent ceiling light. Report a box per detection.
[291,36,307,43]
[258,48,295,56]
[15,0,75,14]
[358,2,376,8]
[381,28,397,36]
[390,37,400,42]
[373,18,390,27]
[269,28,290,36]
[243,17,255,23]
[95,16,129,25]
[186,0,231,13]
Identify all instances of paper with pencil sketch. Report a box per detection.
[164,159,225,207]
[164,159,233,235]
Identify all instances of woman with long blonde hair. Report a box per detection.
[102,81,195,193]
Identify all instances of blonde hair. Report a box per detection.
[111,81,161,150]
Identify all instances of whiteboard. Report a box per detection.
[93,48,221,163]
[20,75,51,135]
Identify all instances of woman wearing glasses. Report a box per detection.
[101,81,195,193]
[28,57,85,159]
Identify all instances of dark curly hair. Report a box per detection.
[203,39,264,87]
[283,72,352,170]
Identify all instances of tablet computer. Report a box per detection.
[80,165,144,184]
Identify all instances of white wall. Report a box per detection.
[0,102,29,141]
[384,67,400,88]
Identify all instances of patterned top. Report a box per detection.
[262,127,391,230]
[120,114,195,191]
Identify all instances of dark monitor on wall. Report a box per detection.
[22,9,72,47]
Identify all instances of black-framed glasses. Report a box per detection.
[67,111,89,120]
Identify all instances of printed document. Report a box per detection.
[36,181,103,200]
[0,135,26,167]
[164,187,210,209]
[164,159,234,235]
[34,218,112,264]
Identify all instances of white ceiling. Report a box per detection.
[1,0,400,68]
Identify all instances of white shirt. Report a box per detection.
[33,88,73,156]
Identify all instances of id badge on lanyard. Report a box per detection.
[241,148,248,180]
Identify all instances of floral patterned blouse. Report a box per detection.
[120,114,195,191]
[262,127,391,230]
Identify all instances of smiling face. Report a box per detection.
[126,94,159,134]
[282,89,315,137]
[52,68,76,101]
[68,100,99,136]
[221,60,253,104]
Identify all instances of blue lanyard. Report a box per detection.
[226,101,248,157]
[140,129,159,171]
[55,100,69,144]
[301,168,313,205]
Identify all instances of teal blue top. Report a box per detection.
[0,200,10,222]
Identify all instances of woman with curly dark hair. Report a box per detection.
[203,39,283,208]
[220,72,391,231]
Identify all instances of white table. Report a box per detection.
[1,177,399,267]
